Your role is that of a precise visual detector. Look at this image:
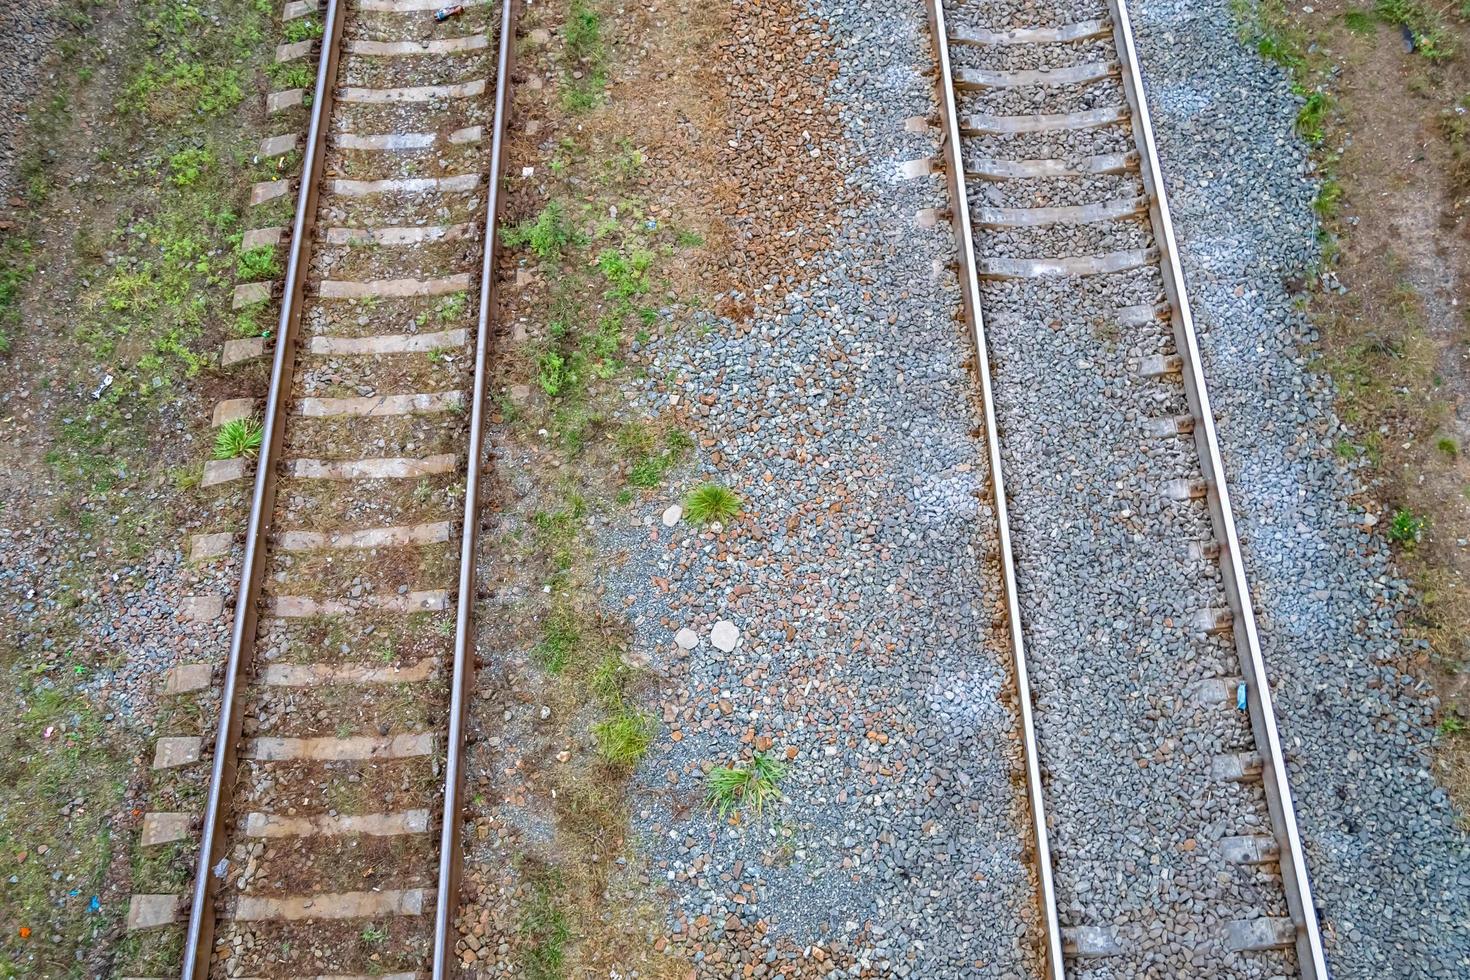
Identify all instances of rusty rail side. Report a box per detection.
[180,1,346,976]
[1106,2,1329,976]
[924,2,1067,976]
[431,0,518,975]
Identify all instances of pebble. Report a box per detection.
[662,503,683,527]
[708,620,740,654]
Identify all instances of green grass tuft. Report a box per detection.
[502,200,579,262]
[1388,507,1428,546]
[683,483,741,524]
[706,752,786,819]
[535,606,580,674]
[592,710,654,765]
[212,417,262,460]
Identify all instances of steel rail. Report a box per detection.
[1106,1,1329,975]
[924,2,1067,976]
[431,0,517,974]
[181,0,346,975]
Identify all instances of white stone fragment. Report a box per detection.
[662,504,682,527]
[710,620,740,653]
[674,628,698,650]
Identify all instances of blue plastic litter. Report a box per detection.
[1236,682,1248,712]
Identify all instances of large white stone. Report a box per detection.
[710,620,740,653]
[674,628,698,650]
[662,504,683,527]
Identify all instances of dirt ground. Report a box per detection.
[1253,1,1470,811]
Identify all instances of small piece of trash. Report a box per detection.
[433,4,464,21]
[1236,682,1248,712]
[91,374,113,399]
[88,896,100,913]
[521,166,534,178]
[212,858,230,879]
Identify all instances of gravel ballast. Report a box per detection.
[0,0,62,196]
[612,0,1046,973]
[1132,0,1470,975]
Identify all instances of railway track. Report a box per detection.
[923,1,1329,977]
[179,0,515,976]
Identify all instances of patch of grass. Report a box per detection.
[596,247,653,300]
[1374,0,1455,59]
[503,200,579,262]
[213,417,262,460]
[560,0,607,112]
[532,494,586,574]
[1440,98,1470,198]
[1438,436,1459,457]
[592,710,654,765]
[436,290,468,322]
[1388,507,1429,546]
[683,483,741,524]
[536,606,581,674]
[1313,175,1343,220]
[236,244,281,281]
[519,870,570,980]
[1297,90,1331,146]
[706,753,787,820]
[166,146,213,187]
[1343,9,1377,33]
[283,15,323,43]
[0,238,32,356]
[589,652,633,706]
[267,60,313,89]
[1441,714,1467,735]
[625,426,693,488]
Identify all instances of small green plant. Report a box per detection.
[360,923,388,944]
[1439,715,1467,735]
[519,873,569,980]
[596,247,653,299]
[436,291,468,322]
[706,752,786,819]
[535,606,579,674]
[284,16,324,43]
[1313,175,1343,220]
[167,146,213,187]
[1388,508,1428,545]
[565,0,601,56]
[684,483,742,524]
[589,653,632,706]
[592,710,654,765]
[213,417,263,460]
[537,348,575,397]
[236,244,281,280]
[502,200,578,261]
[267,60,313,89]
[1297,90,1330,146]
[1343,9,1376,33]
[1438,436,1459,458]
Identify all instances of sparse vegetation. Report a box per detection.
[1389,508,1429,546]
[519,870,571,980]
[683,483,742,524]
[706,753,787,820]
[213,417,263,460]
[560,0,607,111]
[502,200,579,262]
[1373,0,1455,59]
[592,710,654,765]
[535,605,581,674]
[236,244,281,281]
